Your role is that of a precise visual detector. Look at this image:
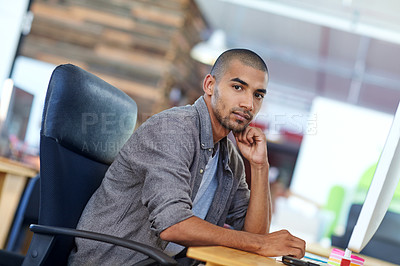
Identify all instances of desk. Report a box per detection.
[187,246,280,266]
[187,244,398,266]
[0,157,38,249]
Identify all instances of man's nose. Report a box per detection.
[240,92,254,111]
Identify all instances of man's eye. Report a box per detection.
[255,93,264,99]
[233,85,242,90]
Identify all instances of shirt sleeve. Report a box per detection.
[124,114,197,236]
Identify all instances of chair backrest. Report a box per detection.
[38,64,137,264]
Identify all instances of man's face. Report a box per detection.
[210,60,268,133]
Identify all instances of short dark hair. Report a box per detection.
[210,48,268,81]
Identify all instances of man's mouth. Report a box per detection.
[233,111,252,121]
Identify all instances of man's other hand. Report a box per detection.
[234,126,268,168]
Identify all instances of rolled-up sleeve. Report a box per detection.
[127,115,197,236]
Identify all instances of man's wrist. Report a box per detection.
[249,161,269,171]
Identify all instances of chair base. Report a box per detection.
[0,250,24,266]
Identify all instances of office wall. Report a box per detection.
[290,97,393,225]
[0,0,30,87]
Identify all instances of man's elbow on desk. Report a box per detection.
[159,216,200,243]
[159,216,228,246]
[159,224,178,242]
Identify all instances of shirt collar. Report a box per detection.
[194,97,230,165]
[194,96,214,150]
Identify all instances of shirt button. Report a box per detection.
[201,143,205,147]
[208,148,212,152]
[199,169,204,174]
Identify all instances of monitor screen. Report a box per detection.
[348,101,400,252]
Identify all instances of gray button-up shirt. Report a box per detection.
[69,97,250,265]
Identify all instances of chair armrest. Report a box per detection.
[29,224,177,265]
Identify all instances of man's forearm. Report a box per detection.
[160,216,262,252]
[160,214,306,259]
[243,162,271,234]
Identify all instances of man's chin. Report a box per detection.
[219,118,250,133]
[230,123,249,133]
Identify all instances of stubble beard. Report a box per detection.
[213,87,253,133]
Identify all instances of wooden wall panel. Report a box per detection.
[21,0,208,123]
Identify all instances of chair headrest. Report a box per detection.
[41,64,137,165]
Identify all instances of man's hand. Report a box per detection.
[255,229,306,259]
[234,126,268,167]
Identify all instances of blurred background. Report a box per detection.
[1,0,400,258]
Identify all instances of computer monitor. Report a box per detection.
[348,101,400,252]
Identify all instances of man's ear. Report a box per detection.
[203,74,215,96]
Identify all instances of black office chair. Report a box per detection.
[1,64,176,266]
[331,204,400,264]
[6,175,39,253]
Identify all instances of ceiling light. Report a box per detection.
[190,29,227,65]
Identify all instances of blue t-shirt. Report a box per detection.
[164,143,219,256]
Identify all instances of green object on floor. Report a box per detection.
[323,185,346,238]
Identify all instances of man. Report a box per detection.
[69,49,305,265]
